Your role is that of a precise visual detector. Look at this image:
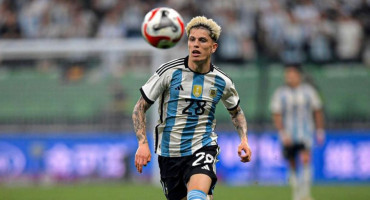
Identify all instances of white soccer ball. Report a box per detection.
[141,7,185,49]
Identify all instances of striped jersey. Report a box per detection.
[140,56,240,157]
[270,83,322,146]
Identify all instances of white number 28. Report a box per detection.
[192,152,214,166]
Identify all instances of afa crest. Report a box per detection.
[209,87,217,98]
[192,85,203,97]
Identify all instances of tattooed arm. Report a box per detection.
[132,96,152,173]
[228,105,252,163]
[133,97,151,144]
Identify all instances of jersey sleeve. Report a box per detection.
[270,88,282,114]
[140,72,168,104]
[221,81,240,111]
[309,86,322,110]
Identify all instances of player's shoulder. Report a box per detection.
[301,83,317,93]
[155,57,186,76]
[213,65,234,85]
[275,85,289,93]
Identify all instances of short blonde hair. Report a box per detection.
[185,16,221,41]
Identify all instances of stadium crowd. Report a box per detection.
[0,0,369,64]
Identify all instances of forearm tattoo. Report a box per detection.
[230,107,248,140]
[132,97,151,145]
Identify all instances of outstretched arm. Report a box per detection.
[314,109,325,145]
[132,96,152,173]
[228,106,252,163]
[272,113,291,146]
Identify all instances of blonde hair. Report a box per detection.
[185,16,221,41]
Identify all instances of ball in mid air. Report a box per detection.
[141,7,185,49]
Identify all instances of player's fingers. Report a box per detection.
[246,149,252,162]
[137,164,142,173]
[241,155,250,162]
[142,158,148,166]
[240,153,249,162]
[137,158,144,173]
[238,145,247,157]
[237,146,242,156]
[135,154,139,166]
[144,156,151,166]
[240,147,252,162]
[136,156,144,173]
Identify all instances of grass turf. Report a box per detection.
[1,183,369,200]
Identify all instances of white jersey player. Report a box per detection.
[140,56,239,157]
[133,16,252,200]
[271,64,325,200]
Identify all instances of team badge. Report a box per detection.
[209,87,217,98]
[192,85,203,97]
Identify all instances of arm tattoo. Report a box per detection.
[132,97,151,145]
[229,106,248,140]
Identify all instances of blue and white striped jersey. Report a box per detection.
[270,84,322,146]
[140,56,240,157]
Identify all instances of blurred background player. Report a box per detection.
[270,64,325,200]
[132,16,252,200]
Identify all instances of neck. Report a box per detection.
[288,83,300,88]
[188,57,211,74]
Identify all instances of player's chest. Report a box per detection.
[285,90,310,107]
[168,74,223,103]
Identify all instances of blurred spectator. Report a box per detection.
[0,11,22,38]
[353,0,370,65]
[38,10,60,38]
[281,11,306,64]
[217,10,253,63]
[260,0,288,60]
[48,0,70,37]
[65,2,96,38]
[353,0,370,38]
[92,0,118,16]
[97,5,126,79]
[97,8,124,38]
[18,0,48,38]
[0,0,368,65]
[336,13,363,62]
[292,0,320,39]
[309,13,335,64]
[122,0,145,37]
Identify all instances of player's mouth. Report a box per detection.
[192,50,201,57]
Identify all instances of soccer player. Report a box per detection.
[270,64,325,200]
[132,16,252,200]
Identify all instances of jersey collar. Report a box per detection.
[184,56,214,74]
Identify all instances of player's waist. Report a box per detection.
[156,139,218,157]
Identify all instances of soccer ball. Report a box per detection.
[141,7,185,49]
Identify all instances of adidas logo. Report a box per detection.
[175,85,184,91]
[201,165,210,171]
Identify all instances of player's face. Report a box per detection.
[188,28,218,63]
[285,67,301,88]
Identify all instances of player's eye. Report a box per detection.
[199,38,207,43]
[189,37,195,41]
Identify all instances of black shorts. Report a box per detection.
[283,143,307,160]
[158,145,219,200]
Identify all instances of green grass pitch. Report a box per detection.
[1,183,369,200]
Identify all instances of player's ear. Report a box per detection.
[211,42,218,54]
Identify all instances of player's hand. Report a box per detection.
[316,129,325,146]
[238,142,252,163]
[135,143,151,173]
[281,134,292,147]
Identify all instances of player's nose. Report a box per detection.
[192,40,200,47]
